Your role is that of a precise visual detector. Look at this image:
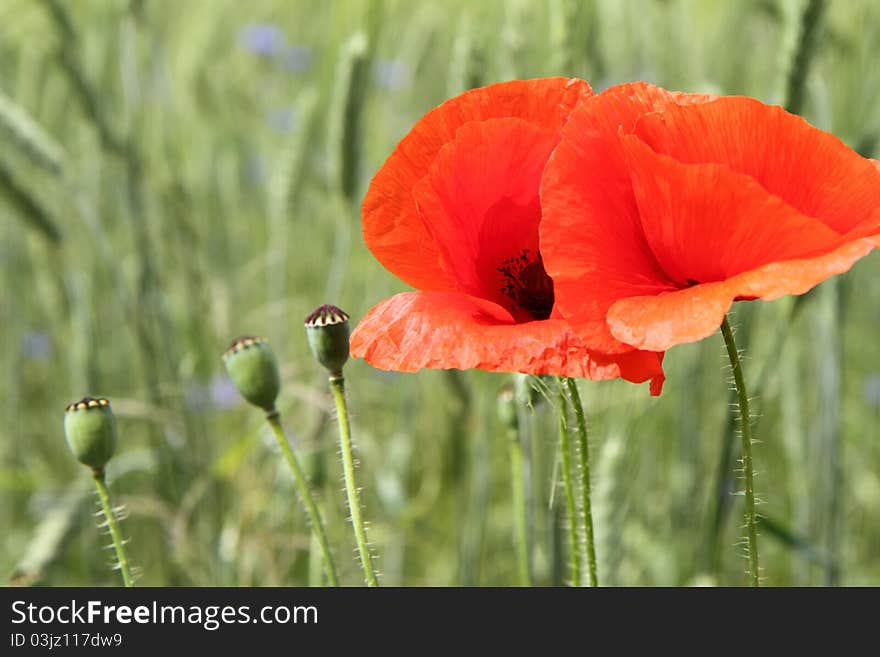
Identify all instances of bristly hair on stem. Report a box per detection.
[556,379,581,586]
[92,468,135,587]
[565,378,599,587]
[329,375,379,586]
[720,315,761,586]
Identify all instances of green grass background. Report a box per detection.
[2,0,879,586]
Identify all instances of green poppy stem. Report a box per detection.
[507,424,532,586]
[91,469,134,587]
[556,380,581,586]
[565,378,599,587]
[265,411,339,586]
[720,315,760,586]
[329,375,379,586]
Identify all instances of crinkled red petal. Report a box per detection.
[350,291,665,393]
[607,239,876,351]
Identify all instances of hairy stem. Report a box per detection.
[266,411,339,586]
[566,378,598,587]
[556,380,581,586]
[91,469,134,587]
[720,315,760,586]
[329,376,379,586]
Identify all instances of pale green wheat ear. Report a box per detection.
[304,304,379,586]
[222,335,339,586]
[63,397,134,587]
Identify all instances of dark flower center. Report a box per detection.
[497,249,555,321]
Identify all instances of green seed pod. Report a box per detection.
[222,336,281,412]
[497,384,519,432]
[64,397,117,469]
[304,305,350,377]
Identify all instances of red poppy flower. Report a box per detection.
[350,78,666,394]
[540,81,880,353]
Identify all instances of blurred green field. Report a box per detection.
[2,0,879,586]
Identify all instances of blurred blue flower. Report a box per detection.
[266,107,297,133]
[211,376,241,410]
[864,375,880,408]
[244,155,264,185]
[373,58,411,91]
[185,376,241,410]
[21,331,52,361]
[239,23,285,57]
[282,45,313,73]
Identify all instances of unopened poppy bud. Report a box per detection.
[304,304,350,377]
[64,397,117,469]
[222,336,280,412]
[497,384,519,431]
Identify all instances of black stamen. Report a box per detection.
[497,249,554,321]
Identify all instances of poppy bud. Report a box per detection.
[222,336,281,412]
[64,397,117,469]
[497,384,519,432]
[304,304,350,377]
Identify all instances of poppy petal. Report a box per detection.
[412,117,558,312]
[540,82,712,353]
[607,238,876,351]
[363,78,593,292]
[620,132,843,286]
[853,159,880,243]
[631,96,880,235]
[350,291,666,391]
